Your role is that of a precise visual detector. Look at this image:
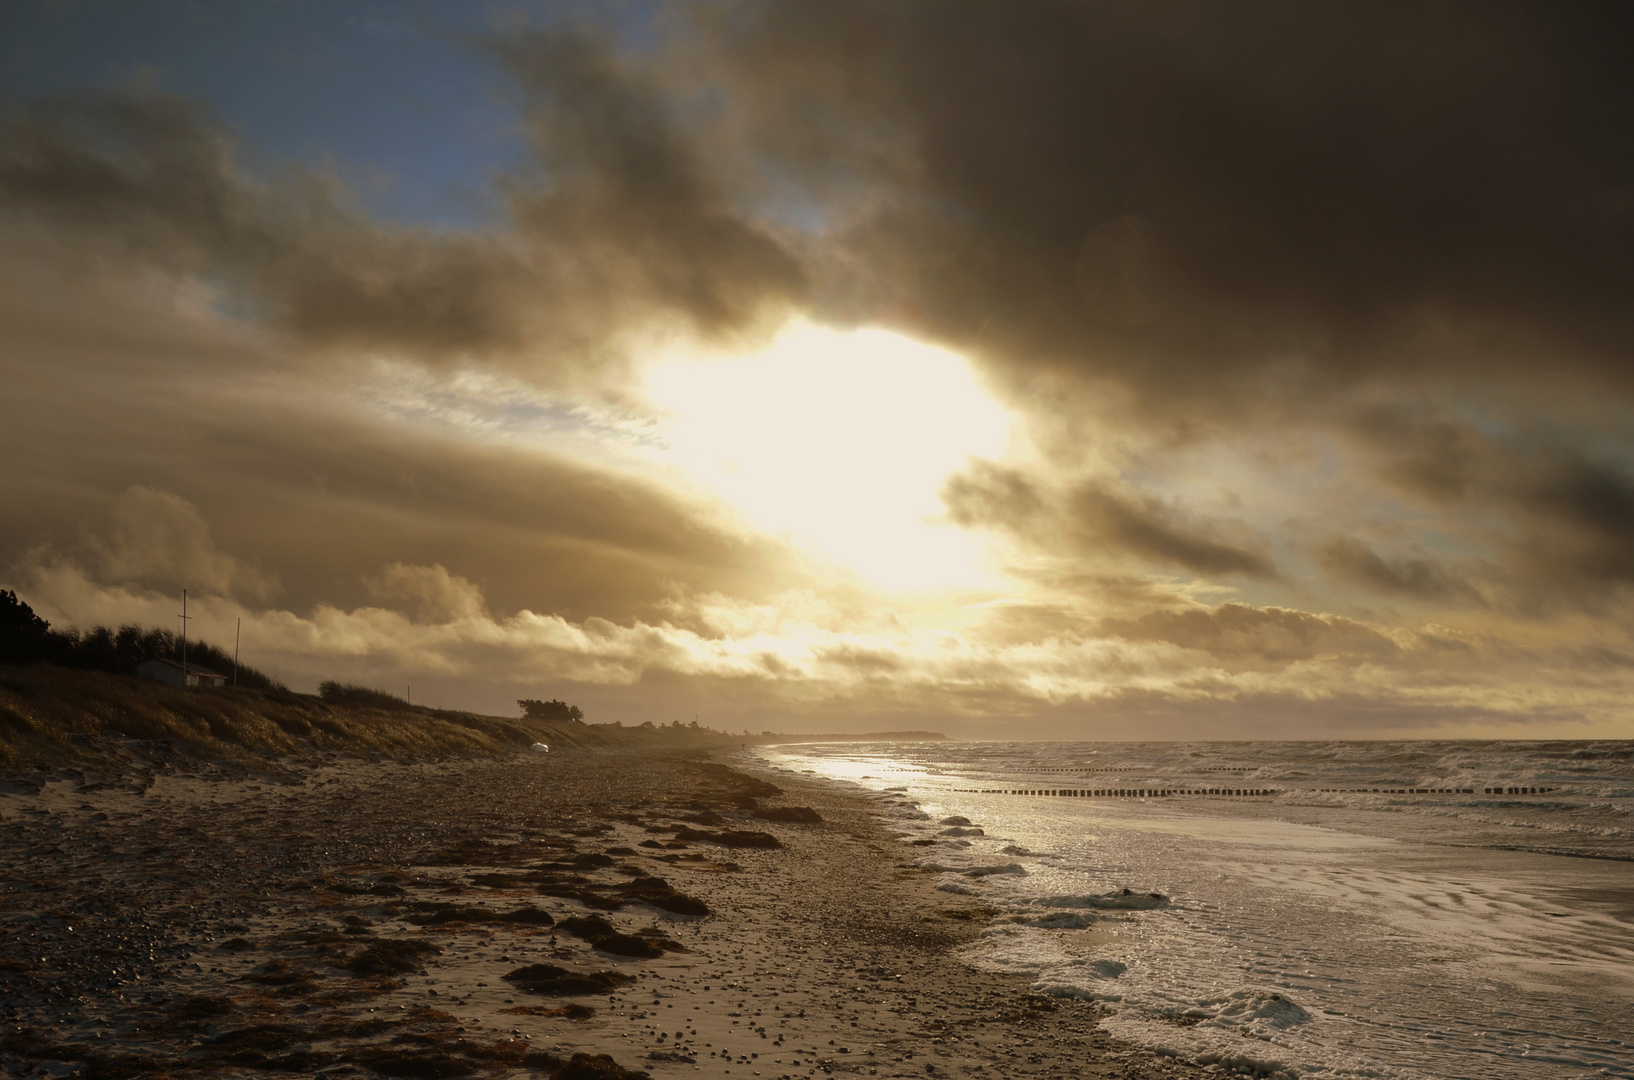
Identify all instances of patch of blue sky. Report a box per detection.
[741,163,839,237]
[0,1,536,229]
[353,362,666,462]
[193,276,268,328]
[1,1,777,232]
[1503,410,1634,471]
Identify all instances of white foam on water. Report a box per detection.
[919,859,1027,877]
[1036,889,1171,910]
[759,739,1634,1079]
[963,924,1088,976]
[1010,910,1100,929]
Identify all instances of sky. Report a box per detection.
[5,1,1634,739]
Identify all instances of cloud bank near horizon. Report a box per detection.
[4,1,1634,738]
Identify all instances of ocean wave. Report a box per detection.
[763,737,1634,1080]
[1201,987,1312,1031]
[919,860,1027,877]
[964,862,1027,877]
[1036,958,1127,995]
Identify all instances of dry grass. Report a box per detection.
[0,663,740,771]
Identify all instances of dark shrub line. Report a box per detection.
[1,588,282,689]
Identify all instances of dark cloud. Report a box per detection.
[944,462,1275,578]
[696,0,1634,412]
[1351,406,1497,505]
[0,28,805,380]
[1071,484,1275,578]
[1103,602,1397,663]
[1319,538,1483,604]
[1514,453,1634,591]
[3,410,798,625]
[0,257,799,622]
[1350,407,1634,600]
[12,6,1631,405]
[0,91,267,265]
[5,2,1634,733]
[0,89,537,364]
[180,419,795,621]
[494,29,807,344]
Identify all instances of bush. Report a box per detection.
[319,682,414,710]
[518,698,584,722]
[0,588,282,689]
[0,590,52,662]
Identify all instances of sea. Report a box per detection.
[750,740,1634,1080]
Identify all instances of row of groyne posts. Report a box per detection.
[947,785,1559,798]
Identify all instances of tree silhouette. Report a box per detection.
[0,589,54,663]
[518,698,584,722]
[0,588,283,689]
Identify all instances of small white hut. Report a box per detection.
[135,657,228,689]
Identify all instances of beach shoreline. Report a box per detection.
[1,747,1209,1079]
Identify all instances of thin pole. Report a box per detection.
[407,684,411,707]
[178,589,190,687]
[233,617,241,688]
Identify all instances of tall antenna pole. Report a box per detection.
[233,617,241,688]
[178,589,191,687]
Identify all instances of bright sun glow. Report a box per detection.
[644,322,1012,592]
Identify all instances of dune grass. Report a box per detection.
[0,663,736,772]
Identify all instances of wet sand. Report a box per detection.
[1,749,1213,1079]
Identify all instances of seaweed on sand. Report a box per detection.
[589,932,665,958]
[535,881,624,910]
[755,805,823,823]
[342,938,442,975]
[345,1046,474,1078]
[406,904,554,927]
[554,1052,652,1079]
[670,826,781,849]
[687,761,782,803]
[501,1003,596,1019]
[617,875,710,916]
[556,914,616,938]
[555,915,674,957]
[334,1036,573,1078]
[501,963,633,996]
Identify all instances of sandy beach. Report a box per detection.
[0,747,1215,1079]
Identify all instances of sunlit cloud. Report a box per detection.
[5,4,1634,739]
[19,555,1632,740]
[642,321,1014,592]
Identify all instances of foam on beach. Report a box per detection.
[918,859,1027,877]
[759,737,1634,1080]
[1036,889,1171,910]
[1009,910,1100,929]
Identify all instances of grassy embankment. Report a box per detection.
[0,663,741,772]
